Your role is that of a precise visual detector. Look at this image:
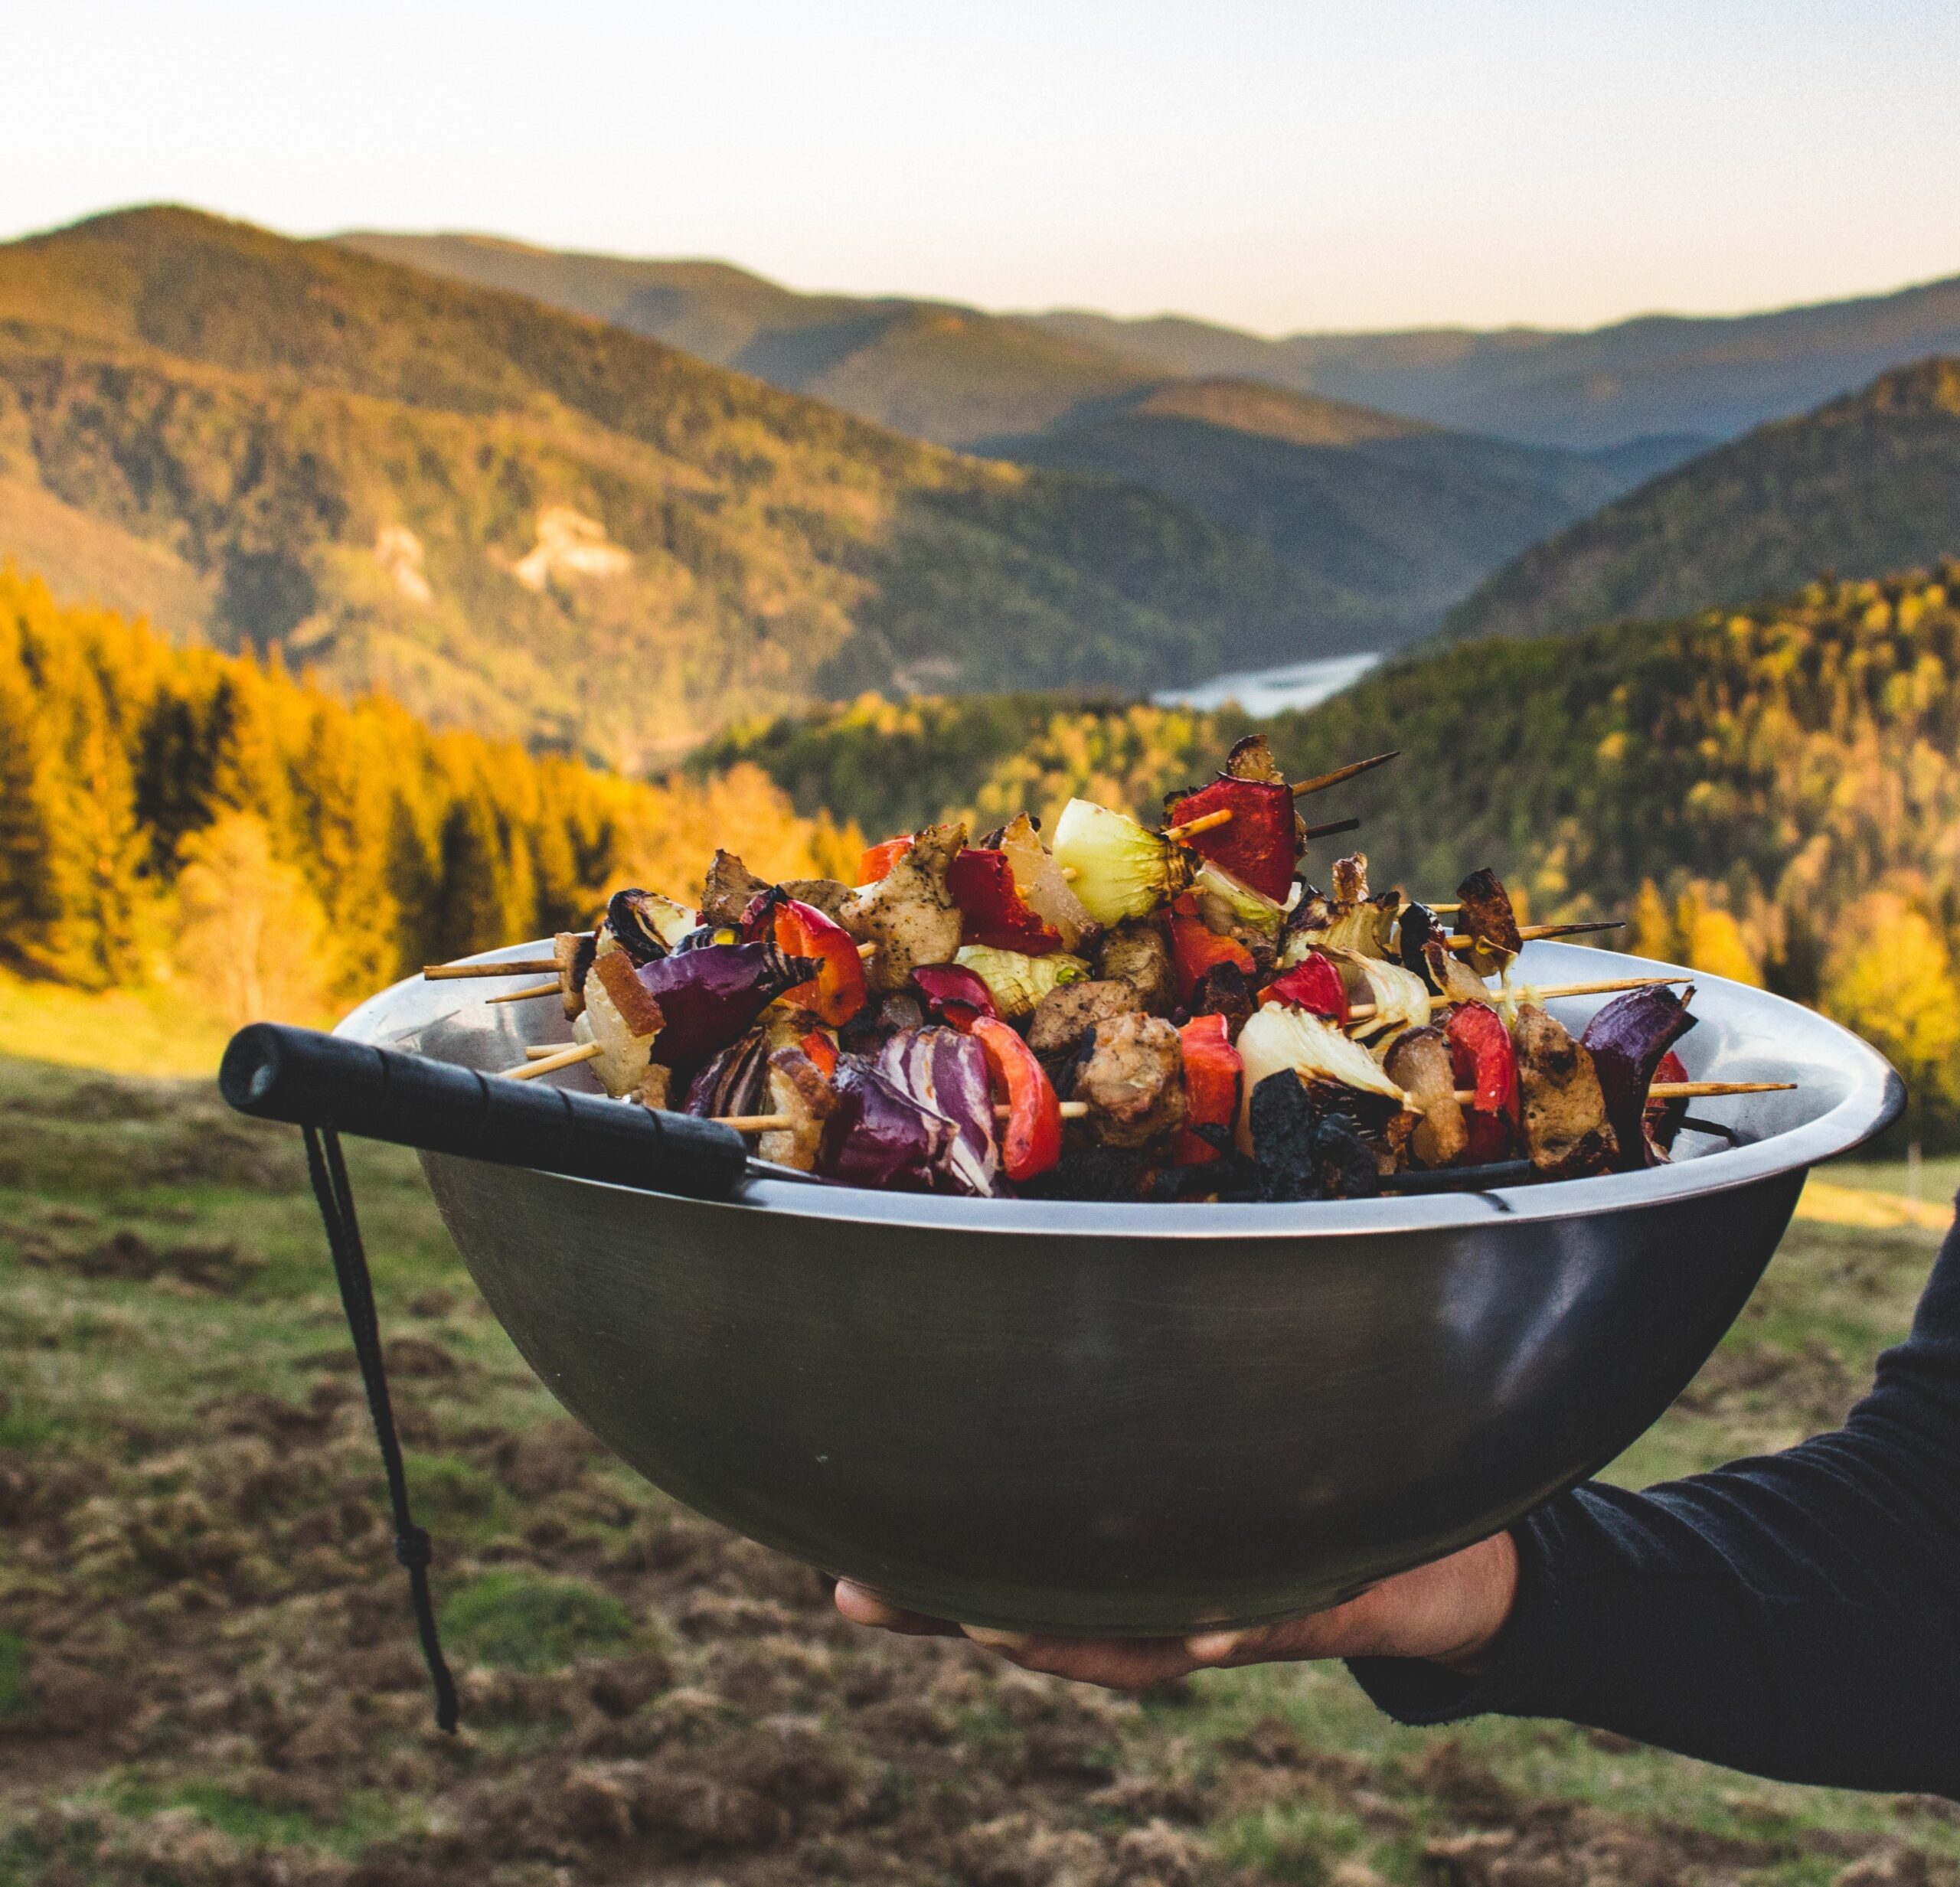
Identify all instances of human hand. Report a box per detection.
[833,1531,1517,1693]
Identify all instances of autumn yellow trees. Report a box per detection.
[0,570,858,1023]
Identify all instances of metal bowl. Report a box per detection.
[338,943,1902,1634]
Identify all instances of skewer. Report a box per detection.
[1344,974,1694,1024]
[425,958,560,980]
[1443,919,1625,951]
[1302,815,1361,842]
[1161,808,1235,843]
[506,1040,603,1081]
[489,982,563,1004]
[1292,750,1399,798]
[1445,1081,1794,1105]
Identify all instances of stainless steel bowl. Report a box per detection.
[338,943,1903,1634]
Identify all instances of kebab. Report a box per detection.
[423,736,1785,1202]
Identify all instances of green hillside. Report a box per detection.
[713,565,1960,1139]
[0,207,1354,768]
[340,232,1694,637]
[988,377,1676,626]
[1033,268,1960,449]
[338,230,1148,448]
[1445,358,1960,643]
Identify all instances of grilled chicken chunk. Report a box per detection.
[1457,868,1524,978]
[701,850,773,927]
[576,951,665,1097]
[756,1044,838,1171]
[1072,1012,1188,1148]
[839,821,967,994]
[1027,978,1138,1058]
[1512,1003,1618,1178]
[1094,920,1176,1015]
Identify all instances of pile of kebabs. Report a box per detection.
[425,739,1788,1202]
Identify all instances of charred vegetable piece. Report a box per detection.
[606,888,694,965]
[776,878,854,921]
[1073,1012,1189,1148]
[1446,1003,1520,1165]
[1194,860,1285,947]
[1168,893,1258,1005]
[701,851,773,928]
[554,930,597,1019]
[1173,1014,1242,1167]
[1331,854,1370,904]
[1164,775,1298,903]
[1052,799,1195,926]
[955,945,1089,1020]
[856,834,913,886]
[818,1055,962,1193]
[1021,1144,1151,1202]
[576,949,668,1097]
[801,1029,839,1079]
[1397,902,1443,992]
[1190,959,1256,1043]
[1383,1027,1467,1168]
[841,821,968,994]
[972,1015,1063,1183]
[995,812,1097,952]
[1234,1004,1406,1151]
[1424,935,1494,1007]
[911,963,1001,1032]
[1511,1004,1618,1179]
[1645,1049,1691,1156]
[877,1027,1000,1197]
[1260,950,1348,1023]
[756,1043,838,1172]
[1095,919,1177,1016]
[1456,868,1524,978]
[682,1027,773,1121]
[1582,984,1698,1170]
[946,846,1065,955]
[1246,1073,1380,1201]
[632,939,816,1071]
[741,891,867,1027]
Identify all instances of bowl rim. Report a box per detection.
[340,940,1905,1242]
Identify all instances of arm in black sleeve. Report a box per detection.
[1350,1214,1960,1796]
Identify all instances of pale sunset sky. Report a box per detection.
[8,0,1957,335]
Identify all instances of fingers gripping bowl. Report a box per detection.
[338,941,1900,1635]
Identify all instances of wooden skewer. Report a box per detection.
[425,958,560,980]
[1292,749,1400,798]
[1161,807,1235,843]
[1302,815,1361,842]
[1443,919,1625,951]
[1446,1080,1794,1105]
[1345,974,1694,1023]
[505,1040,603,1080]
[489,981,564,1004]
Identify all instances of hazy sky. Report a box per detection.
[9,0,1957,334]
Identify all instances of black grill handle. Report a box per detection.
[220,1023,749,1202]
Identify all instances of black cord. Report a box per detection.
[303,1124,459,1734]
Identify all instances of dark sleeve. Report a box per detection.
[1349,1213,1960,1796]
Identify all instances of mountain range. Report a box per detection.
[1446,357,1960,642]
[0,207,1364,769]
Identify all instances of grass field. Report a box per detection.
[1,1051,1953,1886]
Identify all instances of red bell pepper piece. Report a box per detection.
[801,1030,838,1079]
[946,847,1065,955]
[1165,776,1297,903]
[971,1016,1062,1183]
[1446,1003,1520,1164]
[1167,893,1257,1006]
[911,963,1001,1033]
[1259,950,1349,1023]
[1172,1012,1243,1166]
[740,894,867,1026]
[857,834,913,885]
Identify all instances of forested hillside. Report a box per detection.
[0,207,1351,767]
[714,565,1960,1137]
[0,569,855,1021]
[1446,358,1960,642]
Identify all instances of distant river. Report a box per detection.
[1152,651,1381,718]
